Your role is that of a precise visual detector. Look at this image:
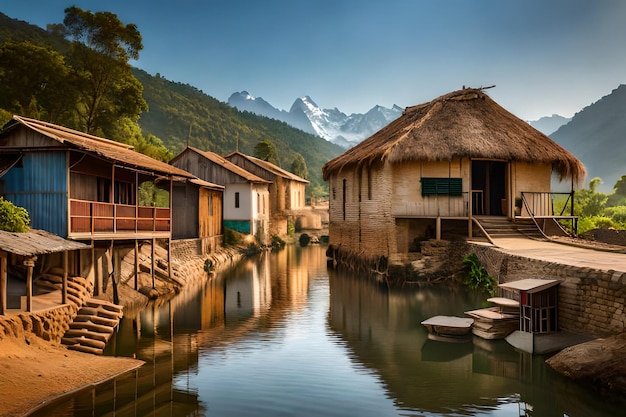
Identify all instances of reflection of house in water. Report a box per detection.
[326,270,606,416]
[225,257,271,322]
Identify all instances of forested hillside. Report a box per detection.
[0,11,342,194]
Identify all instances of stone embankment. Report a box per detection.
[0,239,247,346]
[99,238,247,311]
[397,235,626,398]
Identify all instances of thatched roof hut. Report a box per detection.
[323,88,585,184]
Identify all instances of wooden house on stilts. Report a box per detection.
[322,88,586,272]
[0,115,195,299]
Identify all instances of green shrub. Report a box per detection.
[223,228,241,246]
[462,253,496,296]
[0,198,30,232]
[271,235,286,251]
[287,221,295,237]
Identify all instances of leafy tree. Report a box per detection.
[50,7,146,135]
[0,197,30,232]
[0,41,76,123]
[290,153,309,179]
[575,177,607,217]
[253,139,280,166]
[607,175,626,207]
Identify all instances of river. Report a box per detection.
[30,245,623,416]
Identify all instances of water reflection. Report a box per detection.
[30,246,623,417]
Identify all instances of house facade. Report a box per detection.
[225,150,309,236]
[172,177,224,254]
[0,115,195,296]
[170,147,271,245]
[322,88,585,265]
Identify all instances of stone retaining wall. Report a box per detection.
[0,277,93,344]
[470,243,626,337]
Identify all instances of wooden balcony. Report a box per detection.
[69,199,171,240]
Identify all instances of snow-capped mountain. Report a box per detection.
[228,91,402,148]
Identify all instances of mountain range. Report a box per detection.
[228,91,402,148]
[550,84,626,192]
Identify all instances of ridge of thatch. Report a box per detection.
[322,88,586,184]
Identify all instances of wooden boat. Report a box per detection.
[421,315,474,340]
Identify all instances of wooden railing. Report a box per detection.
[520,192,577,234]
[70,199,170,236]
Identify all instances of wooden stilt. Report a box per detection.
[24,257,36,312]
[62,251,68,304]
[436,216,441,240]
[0,252,7,315]
[151,237,156,289]
[134,240,139,291]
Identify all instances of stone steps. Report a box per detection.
[62,298,123,355]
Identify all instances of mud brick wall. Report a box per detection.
[471,243,626,338]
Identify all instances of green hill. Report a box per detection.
[0,11,342,193]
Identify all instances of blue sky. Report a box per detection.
[3,0,626,120]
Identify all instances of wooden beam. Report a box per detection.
[134,239,139,291]
[62,251,68,304]
[0,252,7,315]
[151,237,156,289]
[24,257,36,313]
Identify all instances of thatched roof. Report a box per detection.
[322,88,586,184]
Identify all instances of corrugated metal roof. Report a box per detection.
[225,151,309,184]
[3,116,194,178]
[177,147,270,183]
[0,229,90,256]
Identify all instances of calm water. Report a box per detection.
[30,245,622,417]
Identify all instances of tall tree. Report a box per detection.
[0,41,76,124]
[290,153,309,179]
[254,139,280,166]
[50,7,146,136]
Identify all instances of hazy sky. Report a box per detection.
[3,0,626,120]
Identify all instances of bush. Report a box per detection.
[271,235,286,251]
[462,253,496,296]
[0,198,30,232]
[223,228,242,246]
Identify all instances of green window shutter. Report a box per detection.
[421,178,462,196]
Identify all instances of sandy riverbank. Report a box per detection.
[0,336,142,417]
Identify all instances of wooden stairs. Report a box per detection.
[62,298,124,355]
[474,216,545,242]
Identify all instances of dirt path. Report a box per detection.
[0,337,142,417]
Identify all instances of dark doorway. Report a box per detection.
[471,161,507,216]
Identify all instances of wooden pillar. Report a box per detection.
[435,216,441,240]
[151,237,156,289]
[0,252,7,315]
[92,241,98,296]
[134,240,139,291]
[167,238,172,279]
[467,158,473,239]
[24,256,36,312]
[62,251,68,304]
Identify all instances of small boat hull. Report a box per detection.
[421,315,474,340]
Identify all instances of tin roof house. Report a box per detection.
[225,150,309,236]
[170,147,271,245]
[322,88,585,266]
[0,115,195,296]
